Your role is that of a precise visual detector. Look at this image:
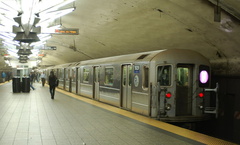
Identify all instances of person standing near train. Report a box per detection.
[48,71,58,99]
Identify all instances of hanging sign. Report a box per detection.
[38,45,57,50]
[54,28,79,35]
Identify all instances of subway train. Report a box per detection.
[43,49,213,123]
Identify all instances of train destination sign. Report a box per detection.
[54,28,79,35]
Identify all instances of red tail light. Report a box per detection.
[166,92,172,98]
[198,92,204,98]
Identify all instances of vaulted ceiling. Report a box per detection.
[0,0,240,76]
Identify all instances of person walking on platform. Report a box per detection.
[29,72,35,90]
[40,72,46,86]
[48,71,57,99]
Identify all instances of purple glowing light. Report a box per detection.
[200,70,209,84]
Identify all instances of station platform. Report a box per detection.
[0,81,236,145]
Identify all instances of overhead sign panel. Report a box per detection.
[45,46,57,50]
[54,28,79,35]
[37,45,57,50]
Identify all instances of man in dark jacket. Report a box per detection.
[48,71,57,99]
[30,72,35,90]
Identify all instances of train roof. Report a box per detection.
[79,49,209,65]
[151,49,210,65]
[79,50,165,65]
[46,49,209,69]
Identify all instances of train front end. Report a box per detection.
[149,49,212,123]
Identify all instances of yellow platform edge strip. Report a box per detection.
[58,88,237,145]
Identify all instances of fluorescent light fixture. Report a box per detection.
[39,0,75,15]
[38,34,49,37]
[0,35,12,40]
[38,34,51,39]
[0,7,8,13]
[41,24,61,33]
[29,49,40,56]
[0,13,18,19]
[0,8,18,17]
[2,40,20,46]
[7,49,18,54]
[0,1,19,15]
[19,0,40,35]
[0,15,19,26]
[29,54,39,58]
[7,50,19,58]
[6,45,18,51]
[40,35,52,41]
[37,8,75,26]
[3,44,16,51]
[0,32,14,39]
[28,35,51,46]
[30,41,46,47]
[0,24,13,32]
[48,24,62,29]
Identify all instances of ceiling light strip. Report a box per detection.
[37,8,75,26]
[38,0,75,16]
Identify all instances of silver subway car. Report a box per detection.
[45,49,211,123]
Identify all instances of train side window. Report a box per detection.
[157,65,171,86]
[143,66,149,89]
[83,68,89,83]
[105,67,114,86]
[72,68,76,81]
[65,68,68,80]
[94,67,100,83]
[68,69,71,80]
[123,66,127,86]
[59,69,64,80]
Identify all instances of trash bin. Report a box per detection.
[22,77,30,93]
[12,77,21,93]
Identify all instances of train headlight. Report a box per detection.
[165,104,171,110]
[199,70,209,84]
[199,65,210,88]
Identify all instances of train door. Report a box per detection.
[63,68,66,90]
[58,68,64,89]
[71,68,76,93]
[121,64,132,110]
[176,64,193,116]
[93,66,100,100]
[77,67,81,95]
[76,68,79,94]
[64,68,70,91]
[67,68,71,92]
[154,65,172,118]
